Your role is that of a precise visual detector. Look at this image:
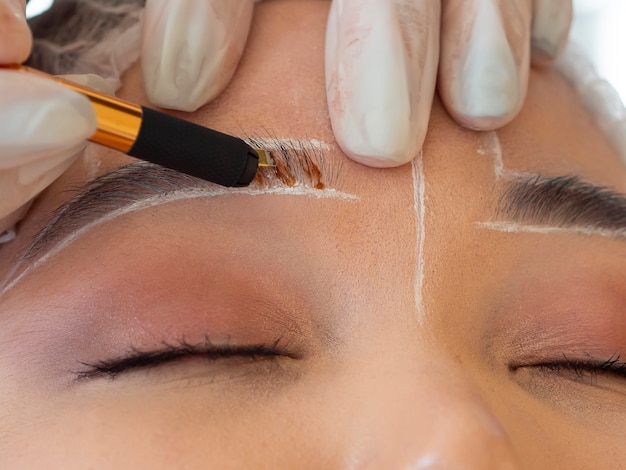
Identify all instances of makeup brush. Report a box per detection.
[8,65,275,187]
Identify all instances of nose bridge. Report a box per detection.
[345,367,521,469]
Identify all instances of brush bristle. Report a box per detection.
[255,149,275,167]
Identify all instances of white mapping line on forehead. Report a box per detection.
[477,131,527,180]
[477,221,626,239]
[412,155,426,322]
[477,131,504,177]
[246,137,333,152]
[0,185,359,296]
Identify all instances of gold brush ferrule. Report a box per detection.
[255,149,275,167]
[12,65,143,153]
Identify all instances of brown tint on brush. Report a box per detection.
[249,137,331,190]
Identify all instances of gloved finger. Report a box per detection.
[530,0,573,66]
[142,0,255,112]
[326,0,440,168]
[438,0,533,130]
[0,0,31,63]
[0,70,97,226]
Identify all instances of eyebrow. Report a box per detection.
[17,138,341,263]
[493,174,626,235]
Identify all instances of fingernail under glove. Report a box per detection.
[325,0,440,167]
[141,0,255,112]
[439,0,532,130]
[530,0,572,66]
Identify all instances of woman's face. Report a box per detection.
[1,1,626,468]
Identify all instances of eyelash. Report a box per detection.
[535,353,626,384]
[75,337,289,381]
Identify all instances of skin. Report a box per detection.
[1,1,625,468]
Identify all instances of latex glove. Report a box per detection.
[0,0,258,236]
[142,0,257,112]
[325,0,573,168]
[0,0,98,236]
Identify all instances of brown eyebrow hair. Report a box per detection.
[496,174,626,233]
[16,136,339,263]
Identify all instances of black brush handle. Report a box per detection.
[127,107,259,187]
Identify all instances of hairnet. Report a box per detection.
[27,0,144,92]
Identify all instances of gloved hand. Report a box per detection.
[141,0,257,111]
[0,0,98,236]
[0,0,573,236]
[0,0,258,237]
[325,0,573,167]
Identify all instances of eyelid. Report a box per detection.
[511,352,626,372]
[512,352,626,391]
[74,336,300,381]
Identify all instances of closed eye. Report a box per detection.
[75,336,297,381]
[513,353,626,385]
